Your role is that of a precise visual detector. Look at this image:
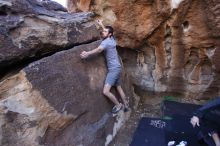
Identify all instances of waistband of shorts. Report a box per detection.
[108,67,122,71]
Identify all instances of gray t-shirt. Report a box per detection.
[99,37,121,70]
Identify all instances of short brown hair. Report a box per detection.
[105,26,114,37]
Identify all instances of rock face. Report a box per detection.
[0,41,133,146]
[0,0,133,146]
[0,0,100,69]
[1,0,220,145]
[67,0,171,48]
[68,0,220,99]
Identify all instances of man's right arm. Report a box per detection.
[80,46,104,59]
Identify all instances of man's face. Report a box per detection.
[101,28,110,39]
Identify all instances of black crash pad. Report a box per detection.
[130,117,201,146]
[131,101,210,146]
[162,100,201,117]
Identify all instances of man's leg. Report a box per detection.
[103,84,120,106]
[212,132,220,146]
[116,85,129,107]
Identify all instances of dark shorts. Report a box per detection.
[201,118,220,134]
[105,68,121,86]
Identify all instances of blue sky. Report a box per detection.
[53,0,67,7]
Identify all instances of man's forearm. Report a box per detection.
[88,47,103,56]
[100,23,105,30]
[80,46,103,59]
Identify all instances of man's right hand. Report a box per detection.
[96,19,105,30]
[96,19,103,26]
[190,116,200,127]
[80,51,89,59]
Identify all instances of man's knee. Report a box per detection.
[103,84,112,95]
[103,88,109,96]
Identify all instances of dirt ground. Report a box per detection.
[109,95,163,146]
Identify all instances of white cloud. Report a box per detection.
[52,0,67,7]
[171,0,184,9]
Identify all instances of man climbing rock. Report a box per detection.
[80,20,129,113]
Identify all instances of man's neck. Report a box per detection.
[103,36,111,40]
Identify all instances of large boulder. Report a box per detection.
[0,0,100,69]
[0,41,133,146]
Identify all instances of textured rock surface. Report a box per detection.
[0,71,74,146]
[0,41,133,146]
[0,0,134,145]
[0,0,100,69]
[68,0,220,99]
[67,0,171,48]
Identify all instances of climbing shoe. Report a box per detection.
[111,103,122,114]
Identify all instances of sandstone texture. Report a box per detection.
[0,41,133,146]
[0,0,133,146]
